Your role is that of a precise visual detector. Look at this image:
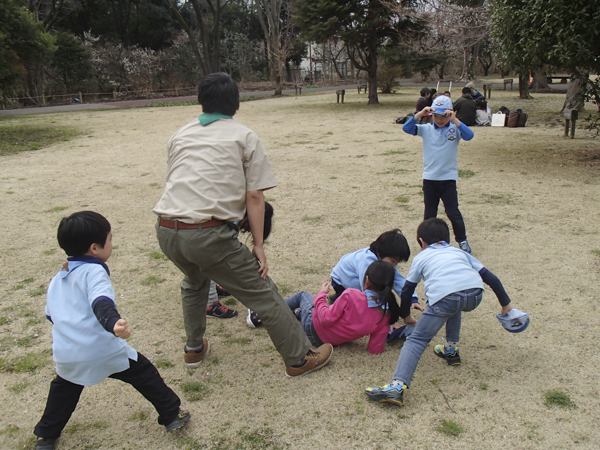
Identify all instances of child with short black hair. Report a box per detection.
[365,218,521,407]
[402,95,475,253]
[34,211,189,450]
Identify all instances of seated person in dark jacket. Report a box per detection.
[415,87,431,113]
[453,87,477,126]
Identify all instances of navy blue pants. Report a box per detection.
[34,353,180,439]
[422,179,467,242]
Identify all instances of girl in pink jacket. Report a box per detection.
[285,260,400,354]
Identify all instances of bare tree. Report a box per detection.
[255,0,296,95]
[166,0,227,76]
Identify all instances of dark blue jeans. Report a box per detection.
[393,288,483,387]
[422,179,467,242]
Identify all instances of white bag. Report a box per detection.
[491,113,506,127]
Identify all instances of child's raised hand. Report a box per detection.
[114,319,131,339]
[321,281,331,293]
[415,106,431,118]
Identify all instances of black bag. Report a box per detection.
[396,113,413,124]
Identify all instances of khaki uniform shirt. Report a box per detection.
[153,118,277,223]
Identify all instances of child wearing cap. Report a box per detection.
[401,95,475,254]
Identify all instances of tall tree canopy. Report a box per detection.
[295,0,422,105]
[492,0,600,106]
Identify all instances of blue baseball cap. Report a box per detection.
[431,96,453,115]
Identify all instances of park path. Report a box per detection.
[0,80,567,117]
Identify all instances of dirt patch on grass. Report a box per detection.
[0,89,599,449]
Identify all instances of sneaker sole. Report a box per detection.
[284,346,333,378]
[185,342,210,369]
[246,309,260,328]
[165,414,191,432]
[365,392,404,407]
[206,312,238,319]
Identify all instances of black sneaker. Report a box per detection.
[434,344,461,365]
[365,382,407,407]
[165,409,191,432]
[206,301,238,319]
[36,437,57,450]
[246,309,262,328]
[216,285,230,297]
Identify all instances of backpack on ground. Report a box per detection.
[395,113,413,124]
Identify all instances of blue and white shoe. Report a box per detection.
[458,240,472,254]
[434,344,461,365]
[365,382,407,406]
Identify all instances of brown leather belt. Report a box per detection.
[158,218,225,229]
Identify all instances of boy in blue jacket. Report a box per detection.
[34,212,189,450]
[402,95,475,253]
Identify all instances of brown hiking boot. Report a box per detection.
[285,344,333,377]
[183,337,210,369]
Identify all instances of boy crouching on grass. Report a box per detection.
[365,218,519,407]
[34,211,189,450]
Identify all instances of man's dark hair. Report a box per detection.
[420,87,431,97]
[416,218,450,246]
[369,229,410,262]
[198,72,240,117]
[462,87,472,95]
[57,211,111,256]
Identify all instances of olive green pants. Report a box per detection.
[156,222,311,367]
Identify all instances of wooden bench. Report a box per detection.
[336,89,346,103]
[547,76,570,84]
[357,81,367,94]
[503,79,513,90]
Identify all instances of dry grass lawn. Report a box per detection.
[0,88,599,449]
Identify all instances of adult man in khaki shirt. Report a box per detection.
[154,72,332,377]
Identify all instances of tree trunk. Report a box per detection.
[437,60,446,80]
[529,69,548,91]
[367,71,378,105]
[561,75,586,112]
[518,72,532,99]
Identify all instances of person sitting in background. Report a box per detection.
[453,87,477,126]
[465,82,484,100]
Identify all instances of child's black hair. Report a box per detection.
[462,86,472,95]
[239,201,274,241]
[430,88,437,96]
[369,229,410,262]
[57,211,111,257]
[363,260,401,324]
[416,218,450,246]
[475,98,487,109]
[420,87,431,97]
[198,72,239,117]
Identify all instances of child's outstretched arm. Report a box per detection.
[479,268,513,316]
[399,282,418,325]
[92,298,129,337]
